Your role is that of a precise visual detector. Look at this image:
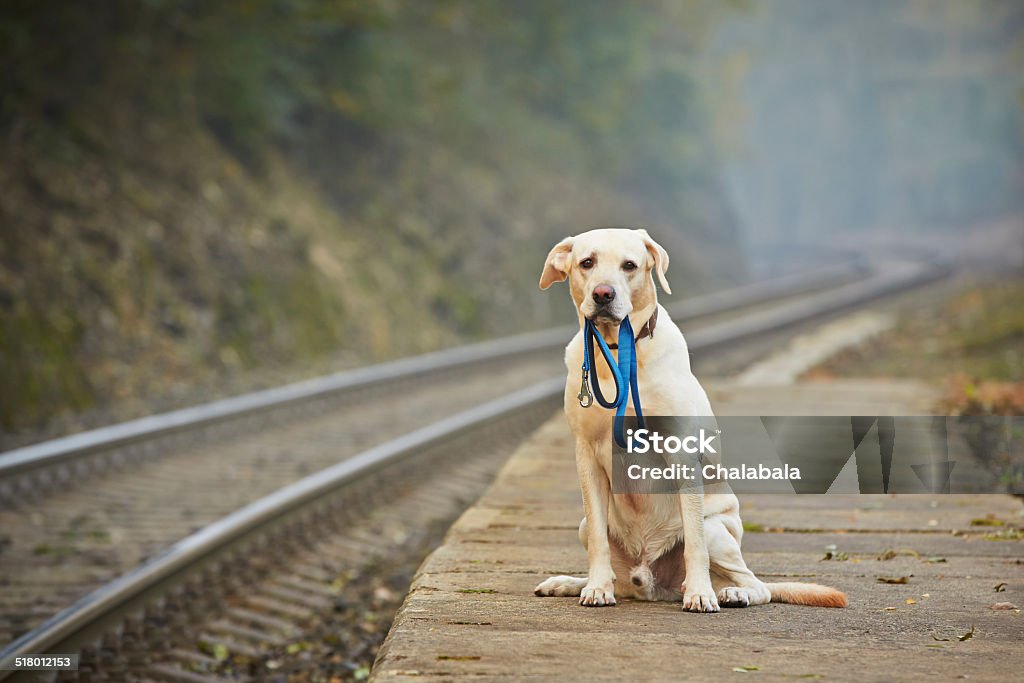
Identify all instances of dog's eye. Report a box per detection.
[580,258,594,269]
[622,260,637,271]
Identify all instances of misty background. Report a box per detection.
[1,0,1022,440]
[713,0,1023,256]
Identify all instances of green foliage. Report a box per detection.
[1,0,727,212]
[2,0,1017,438]
[0,1,740,434]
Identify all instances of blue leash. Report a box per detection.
[578,316,644,448]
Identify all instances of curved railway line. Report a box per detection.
[0,256,949,681]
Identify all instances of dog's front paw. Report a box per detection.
[579,581,616,607]
[681,582,720,613]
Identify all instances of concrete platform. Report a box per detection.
[372,381,1023,682]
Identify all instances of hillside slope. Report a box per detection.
[0,1,742,441]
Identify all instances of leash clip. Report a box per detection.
[578,368,593,408]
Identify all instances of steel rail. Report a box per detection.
[0,256,949,678]
[669,259,867,320]
[685,258,950,349]
[0,261,866,484]
[0,379,563,677]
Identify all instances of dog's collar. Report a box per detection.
[606,307,658,350]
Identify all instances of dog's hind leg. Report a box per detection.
[534,575,588,597]
[706,514,771,607]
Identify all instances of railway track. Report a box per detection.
[0,257,948,681]
[0,261,867,505]
[0,262,866,643]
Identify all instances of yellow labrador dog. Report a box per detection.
[534,228,847,611]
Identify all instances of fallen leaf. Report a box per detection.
[877,576,910,584]
[878,548,919,561]
[884,606,898,611]
[924,556,947,563]
[931,624,977,642]
[989,602,1019,610]
[971,516,1004,527]
[994,582,1007,592]
[906,598,917,604]
[732,666,760,672]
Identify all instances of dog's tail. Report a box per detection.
[765,582,848,608]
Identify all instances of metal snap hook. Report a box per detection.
[578,371,593,408]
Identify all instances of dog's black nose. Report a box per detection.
[592,285,616,305]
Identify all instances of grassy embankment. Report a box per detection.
[0,2,742,442]
[807,277,1024,414]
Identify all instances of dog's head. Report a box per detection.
[539,228,671,324]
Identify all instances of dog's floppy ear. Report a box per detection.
[539,236,575,290]
[638,229,671,295]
